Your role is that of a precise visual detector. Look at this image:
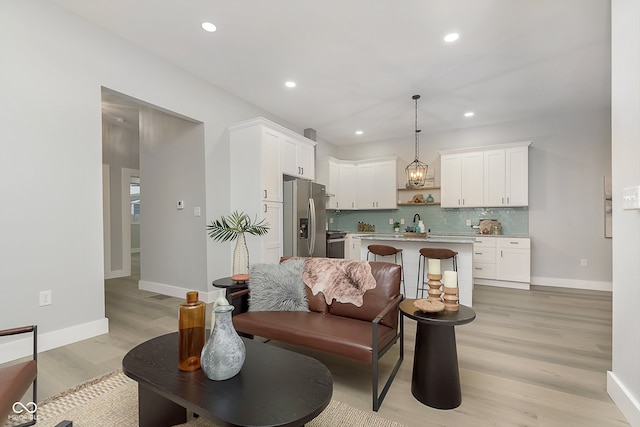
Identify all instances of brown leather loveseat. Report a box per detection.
[231,259,404,411]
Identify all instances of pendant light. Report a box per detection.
[405,94,428,188]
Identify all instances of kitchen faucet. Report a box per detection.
[413,213,421,223]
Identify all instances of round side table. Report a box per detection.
[212,277,249,316]
[399,298,476,409]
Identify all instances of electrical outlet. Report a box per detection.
[466,219,472,226]
[176,200,184,210]
[193,207,201,217]
[389,218,394,225]
[400,218,405,225]
[580,258,588,267]
[39,290,52,306]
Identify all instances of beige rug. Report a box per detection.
[31,371,405,427]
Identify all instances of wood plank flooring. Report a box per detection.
[30,256,627,426]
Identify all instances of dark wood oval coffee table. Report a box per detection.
[400,299,476,410]
[123,332,333,427]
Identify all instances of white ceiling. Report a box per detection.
[54,0,611,146]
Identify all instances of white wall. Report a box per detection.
[102,119,139,275]
[0,0,314,358]
[608,0,640,424]
[138,107,208,297]
[338,108,613,290]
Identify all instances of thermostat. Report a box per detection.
[622,186,640,210]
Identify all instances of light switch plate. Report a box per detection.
[622,186,640,210]
[177,200,184,210]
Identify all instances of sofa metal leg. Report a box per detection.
[372,314,404,412]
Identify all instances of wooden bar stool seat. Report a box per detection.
[367,245,405,295]
[416,248,458,298]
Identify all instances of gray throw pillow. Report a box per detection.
[248,260,309,312]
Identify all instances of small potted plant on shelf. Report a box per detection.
[207,211,269,281]
[393,221,400,232]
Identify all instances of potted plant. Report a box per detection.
[393,221,400,232]
[207,211,269,279]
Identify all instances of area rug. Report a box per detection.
[32,370,405,427]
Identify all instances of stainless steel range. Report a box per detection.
[326,230,346,258]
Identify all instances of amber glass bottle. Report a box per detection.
[178,291,205,371]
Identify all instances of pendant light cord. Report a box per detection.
[413,94,421,161]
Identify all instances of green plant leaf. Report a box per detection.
[206,210,270,242]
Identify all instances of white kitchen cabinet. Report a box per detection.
[496,238,531,283]
[345,234,362,260]
[338,162,357,210]
[316,158,341,209]
[261,129,283,202]
[441,152,484,207]
[472,237,497,279]
[484,145,529,207]
[261,201,283,264]
[281,136,316,180]
[473,236,531,288]
[356,159,398,209]
[228,118,292,265]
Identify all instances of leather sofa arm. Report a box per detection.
[372,294,403,325]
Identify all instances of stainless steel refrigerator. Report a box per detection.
[283,178,327,257]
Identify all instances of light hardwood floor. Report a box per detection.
[32,256,628,426]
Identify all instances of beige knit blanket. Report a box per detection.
[301,258,377,306]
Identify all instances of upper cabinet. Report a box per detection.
[440,141,531,208]
[484,146,529,206]
[440,151,484,208]
[356,159,398,209]
[317,157,399,210]
[281,136,316,180]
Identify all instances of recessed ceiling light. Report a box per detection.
[285,81,296,88]
[201,22,217,32]
[444,33,459,43]
[355,130,363,135]
[464,111,475,117]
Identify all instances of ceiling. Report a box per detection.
[54,0,611,146]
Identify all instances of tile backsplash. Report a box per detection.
[328,205,529,235]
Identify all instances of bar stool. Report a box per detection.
[416,248,458,298]
[367,244,405,295]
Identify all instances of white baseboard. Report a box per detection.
[0,318,109,365]
[104,269,128,280]
[138,280,220,304]
[531,276,612,292]
[474,278,530,290]
[607,371,640,426]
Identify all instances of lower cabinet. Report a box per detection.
[473,236,530,288]
[345,234,362,260]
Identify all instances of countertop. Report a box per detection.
[347,232,530,243]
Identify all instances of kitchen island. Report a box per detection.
[360,234,476,306]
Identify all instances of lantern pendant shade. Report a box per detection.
[406,158,428,188]
[405,94,428,188]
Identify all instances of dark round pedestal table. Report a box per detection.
[399,299,476,409]
[212,277,249,315]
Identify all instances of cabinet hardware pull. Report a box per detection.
[502,197,504,205]
[475,252,483,255]
[474,267,482,270]
[510,241,518,245]
[501,250,503,257]
[264,204,267,213]
[263,190,267,199]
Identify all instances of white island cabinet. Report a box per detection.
[359,235,475,307]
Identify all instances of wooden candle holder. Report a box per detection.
[443,286,459,311]
[426,273,443,301]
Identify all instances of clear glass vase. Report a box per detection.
[232,232,249,276]
[200,304,246,381]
